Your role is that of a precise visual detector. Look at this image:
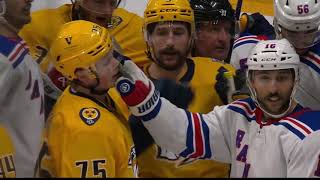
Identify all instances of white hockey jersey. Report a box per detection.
[230,33,267,71]
[230,34,320,110]
[295,43,320,110]
[0,35,45,177]
[139,97,320,177]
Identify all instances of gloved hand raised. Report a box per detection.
[240,12,275,39]
[113,51,160,120]
[215,67,250,104]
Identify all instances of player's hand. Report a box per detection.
[240,12,275,39]
[232,69,250,101]
[215,67,230,104]
[114,51,160,119]
[215,68,250,104]
[154,79,194,109]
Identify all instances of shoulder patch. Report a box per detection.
[79,107,100,126]
[110,16,123,29]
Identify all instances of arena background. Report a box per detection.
[31,0,274,24]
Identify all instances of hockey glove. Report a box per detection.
[154,79,194,109]
[232,69,250,101]
[215,67,230,105]
[240,13,275,39]
[215,68,250,104]
[114,51,160,119]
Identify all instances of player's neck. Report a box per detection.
[0,22,19,38]
[262,100,298,121]
[148,61,188,81]
[72,84,109,106]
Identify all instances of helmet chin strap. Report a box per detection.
[247,78,298,119]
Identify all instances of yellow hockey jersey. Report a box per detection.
[0,125,16,178]
[35,87,136,178]
[134,57,235,177]
[19,4,149,96]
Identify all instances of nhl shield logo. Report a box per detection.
[79,107,100,126]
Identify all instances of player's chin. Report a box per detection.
[264,102,287,115]
[212,49,228,60]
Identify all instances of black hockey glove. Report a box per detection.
[154,78,194,109]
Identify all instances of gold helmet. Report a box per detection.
[49,20,112,80]
[143,0,195,35]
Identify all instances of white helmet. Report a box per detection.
[247,39,300,118]
[274,0,320,48]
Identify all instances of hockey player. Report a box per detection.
[128,0,235,177]
[19,0,148,116]
[35,20,136,178]
[115,39,320,177]
[0,0,45,177]
[274,0,320,110]
[190,0,235,62]
[231,0,320,110]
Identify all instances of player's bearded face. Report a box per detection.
[149,22,191,71]
[251,70,294,116]
[3,0,33,29]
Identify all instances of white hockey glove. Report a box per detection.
[114,51,160,120]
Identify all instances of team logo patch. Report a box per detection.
[119,82,131,93]
[79,107,100,126]
[110,16,123,29]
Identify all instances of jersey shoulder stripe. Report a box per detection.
[233,36,260,50]
[180,111,211,159]
[0,37,29,68]
[227,98,256,122]
[275,110,320,140]
[10,41,29,68]
[275,117,313,140]
[301,51,320,74]
[300,44,320,73]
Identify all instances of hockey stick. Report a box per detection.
[234,0,243,39]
